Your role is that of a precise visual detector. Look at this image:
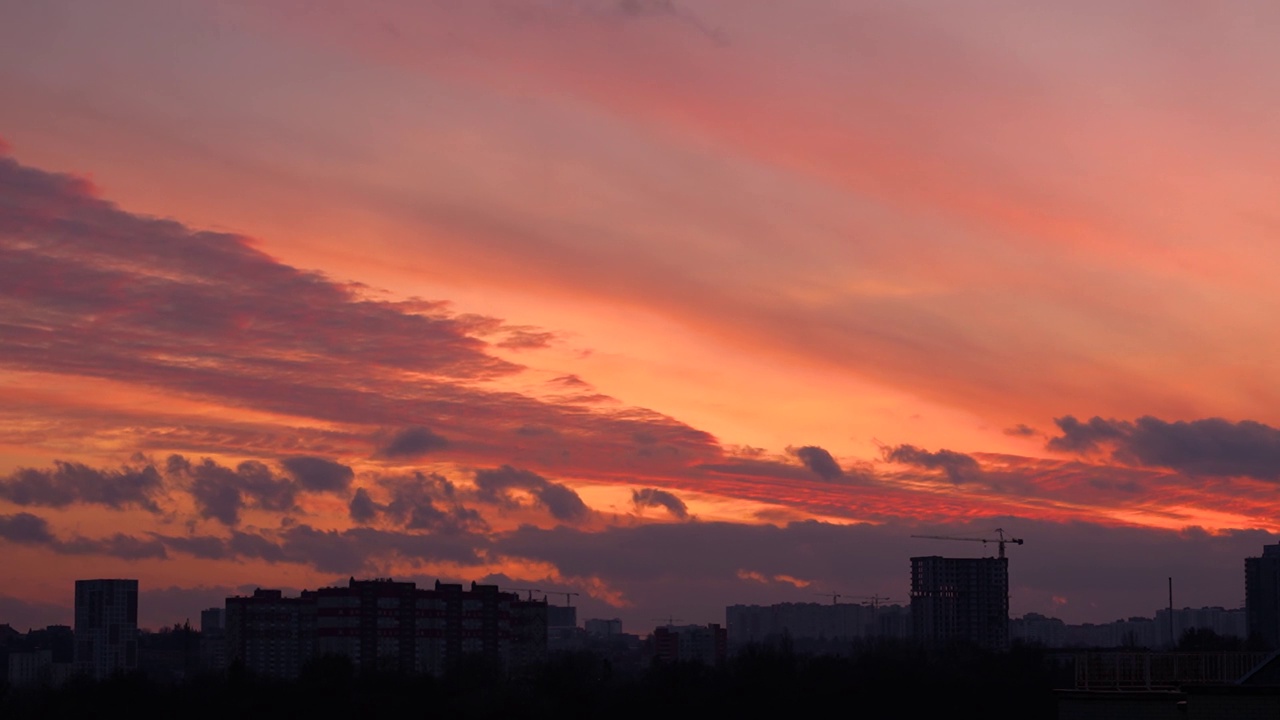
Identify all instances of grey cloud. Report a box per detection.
[0,512,166,560]
[59,534,168,560]
[190,474,243,526]
[155,533,228,560]
[883,444,983,484]
[377,427,450,458]
[535,482,590,522]
[275,524,487,574]
[1004,424,1039,437]
[497,329,555,350]
[178,457,299,526]
[1048,415,1280,480]
[357,472,486,533]
[790,446,845,482]
[1,146,726,492]
[0,460,164,512]
[0,512,56,545]
[281,456,354,493]
[349,487,379,524]
[632,487,689,519]
[474,465,589,522]
[1046,416,1128,453]
[228,531,289,563]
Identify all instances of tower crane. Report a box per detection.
[910,527,1024,558]
[847,594,898,609]
[504,587,543,601]
[551,591,581,606]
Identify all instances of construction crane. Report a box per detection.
[847,594,898,609]
[652,616,684,627]
[550,591,581,606]
[504,587,543,601]
[911,527,1024,558]
[814,592,843,605]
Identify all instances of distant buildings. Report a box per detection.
[1010,607,1247,649]
[547,605,577,630]
[3,625,74,687]
[652,623,727,665]
[1246,544,1280,648]
[910,556,1009,650]
[585,618,622,638]
[74,579,139,679]
[1155,606,1247,647]
[725,602,911,647]
[225,578,548,678]
[545,603,582,652]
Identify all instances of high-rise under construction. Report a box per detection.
[910,555,1009,650]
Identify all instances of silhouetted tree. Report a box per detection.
[1178,627,1243,651]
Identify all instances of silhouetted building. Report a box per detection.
[652,624,727,664]
[911,556,1008,650]
[544,604,582,651]
[585,618,622,637]
[1156,606,1247,647]
[726,602,911,646]
[315,577,417,674]
[547,604,577,629]
[510,599,549,668]
[137,623,200,682]
[0,624,19,681]
[1246,544,1280,648]
[200,607,225,671]
[6,625,74,687]
[74,579,139,679]
[422,576,537,671]
[225,588,316,679]
[225,579,547,678]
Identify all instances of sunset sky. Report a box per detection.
[3,0,1280,632]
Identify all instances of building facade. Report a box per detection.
[910,556,1009,650]
[1246,544,1280,649]
[74,579,139,679]
[225,588,317,679]
[315,578,418,674]
[225,579,547,678]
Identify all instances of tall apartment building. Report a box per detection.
[225,588,317,679]
[910,556,1009,650]
[74,579,139,679]
[1246,544,1280,648]
[225,579,547,678]
[315,578,417,674]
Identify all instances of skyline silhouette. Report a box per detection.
[4,1,1280,644]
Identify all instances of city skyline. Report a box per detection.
[4,1,1280,633]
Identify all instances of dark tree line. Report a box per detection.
[0,640,1058,720]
